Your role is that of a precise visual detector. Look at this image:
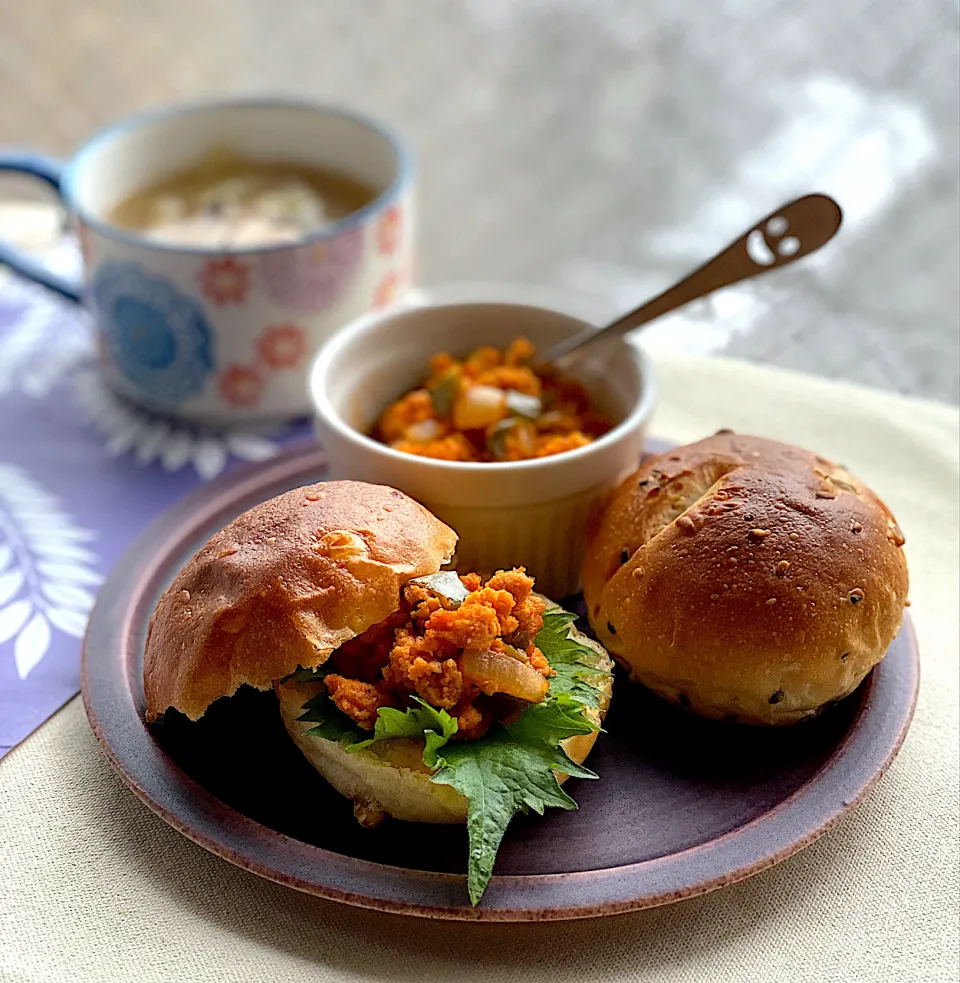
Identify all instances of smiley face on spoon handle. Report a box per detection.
[541,193,843,366]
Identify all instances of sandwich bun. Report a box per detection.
[143,478,612,829]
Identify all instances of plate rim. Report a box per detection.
[81,440,920,922]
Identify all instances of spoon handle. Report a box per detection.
[542,193,843,364]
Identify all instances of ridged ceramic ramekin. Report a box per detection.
[309,292,656,598]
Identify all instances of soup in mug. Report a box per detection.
[108,148,377,249]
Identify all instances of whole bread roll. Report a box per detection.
[144,481,457,722]
[582,432,909,725]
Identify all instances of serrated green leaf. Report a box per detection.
[535,611,588,661]
[298,685,366,746]
[348,697,458,768]
[426,611,610,903]
[293,604,612,907]
[431,719,588,905]
[537,610,611,709]
[508,694,598,756]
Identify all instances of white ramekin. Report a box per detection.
[309,294,656,598]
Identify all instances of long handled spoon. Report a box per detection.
[538,193,843,365]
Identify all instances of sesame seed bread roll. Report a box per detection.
[582,432,909,725]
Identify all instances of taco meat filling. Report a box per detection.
[372,337,612,461]
[322,568,552,741]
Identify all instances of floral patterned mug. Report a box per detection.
[0,99,414,422]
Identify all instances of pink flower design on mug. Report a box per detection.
[257,229,364,313]
[217,364,263,408]
[199,258,250,305]
[376,204,403,255]
[373,270,401,310]
[256,323,308,371]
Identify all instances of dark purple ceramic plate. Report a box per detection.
[81,439,918,922]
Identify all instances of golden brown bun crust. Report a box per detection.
[144,481,457,722]
[582,432,909,725]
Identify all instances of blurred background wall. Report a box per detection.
[1,0,957,400]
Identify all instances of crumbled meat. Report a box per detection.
[476,365,542,396]
[460,572,483,592]
[526,645,554,677]
[533,432,592,456]
[378,389,434,443]
[391,434,475,461]
[319,568,549,743]
[463,345,502,376]
[403,584,446,629]
[409,657,463,709]
[504,337,535,365]
[383,626,462,708]
[486,568,532,599]
[429,352,456,375]
[488,568,546,647]
[454,701,492,741]
[425,587,520,648]
[324,675,396,730]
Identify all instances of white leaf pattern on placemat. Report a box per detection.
[34,561,106,586]
[0,279,92,398]
[46,607,90,637]
[225,431,279,462]
[15,612,51,679]
[0,600,32,646]
[0,463,103,679]
[72,366,281,480]
[0,568,25,605]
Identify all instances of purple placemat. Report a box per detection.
[0,276,312,758]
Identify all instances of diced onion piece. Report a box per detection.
[461,647,549,703]
[452,385,507,431]
[404,418,444,442]
[504,390,542,420]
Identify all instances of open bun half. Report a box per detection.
[144,481,457,722]
[276,615,614,826]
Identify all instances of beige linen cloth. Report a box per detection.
[1,352,958,983]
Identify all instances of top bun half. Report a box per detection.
[144,481,457,722]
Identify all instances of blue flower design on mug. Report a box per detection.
[92,262,215,404]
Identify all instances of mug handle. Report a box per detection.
[0,153,83,303]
